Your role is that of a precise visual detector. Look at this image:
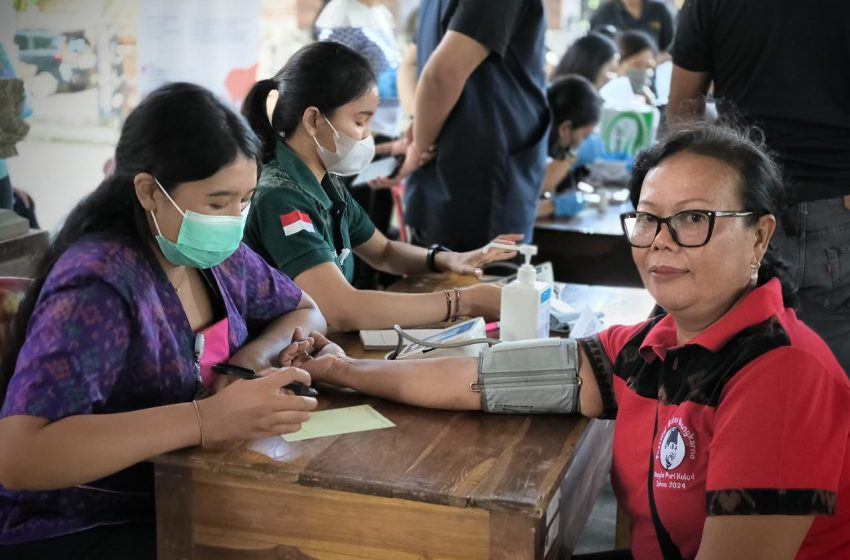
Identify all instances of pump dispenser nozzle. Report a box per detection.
[485,242,538,284]
[485,242,536,263]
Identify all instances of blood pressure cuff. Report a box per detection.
[474,338,581,414]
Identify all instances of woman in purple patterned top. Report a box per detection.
[0,83,328,558]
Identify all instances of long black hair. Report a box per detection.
[630,123,798,308]
[0,82,262,400]
[552,32,618,84]
[242,41,376,164]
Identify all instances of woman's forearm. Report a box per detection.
[0,403,200,491]
[330,356,481,410]
[361,239,431,276]
[324,290,451,332]
[398,43,417,116]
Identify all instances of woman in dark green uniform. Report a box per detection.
[242,42,518,332]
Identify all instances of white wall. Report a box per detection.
[6,138,115,232]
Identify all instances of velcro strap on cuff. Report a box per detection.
[475,338,581,414]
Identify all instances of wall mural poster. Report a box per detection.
[3,0,138,130]
[137,0,262,111]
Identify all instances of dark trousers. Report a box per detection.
[0,522,156,560]
[0,174,12,210]
[774,196,850,374]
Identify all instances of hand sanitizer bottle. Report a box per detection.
[487,243,552,341]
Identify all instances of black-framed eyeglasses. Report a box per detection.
[620,209,756,248]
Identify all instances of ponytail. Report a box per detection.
[241,78,279,164]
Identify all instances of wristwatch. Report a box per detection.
[426,243,451,272]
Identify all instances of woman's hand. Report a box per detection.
[308,330,346,359]
[438,234,523,277]
[277,327,316,367]
[459,283,502,322]
[198,367,317,445]
[277,328,347,370]
[289,330,347,369]
[369,126,436,189]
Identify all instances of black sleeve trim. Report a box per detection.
[706,489,836,516]
[578,335,618,419]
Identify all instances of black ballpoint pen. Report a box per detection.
[212,363,319,397]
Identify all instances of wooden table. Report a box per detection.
[534,194,641,288]
[0,228,49,277]
[153,278,656,560]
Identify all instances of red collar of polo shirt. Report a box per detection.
[639,278,785,363]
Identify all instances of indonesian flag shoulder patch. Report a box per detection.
[280,211,316,236]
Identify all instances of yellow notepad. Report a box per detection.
[282,405,395,442]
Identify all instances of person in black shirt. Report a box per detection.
[376,0,549,251]
[668,0,850,374]
[590,0,675,53]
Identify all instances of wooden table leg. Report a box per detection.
[490,511,542,559]
[559,419,615,556]
[615,506,631,550]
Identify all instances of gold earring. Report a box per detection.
[750,261,761,282]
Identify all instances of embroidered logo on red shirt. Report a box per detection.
[653,416,698,491]
[280,211,315,236]
[660,426,687,470]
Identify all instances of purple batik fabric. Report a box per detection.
[0,233,302,544]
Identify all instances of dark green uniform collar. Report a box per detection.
[274,141,337,211]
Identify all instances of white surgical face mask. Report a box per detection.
[314,115,375,176]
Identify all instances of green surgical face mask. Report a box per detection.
[150,178,246,269]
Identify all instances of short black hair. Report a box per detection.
[631,123,798,307]
[547,74,603,129]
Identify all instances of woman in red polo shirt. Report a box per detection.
[298,124,850,560]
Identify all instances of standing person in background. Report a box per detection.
[314,0,403,288]
[378,0,550,252]
[315,0,402,144]
[668,0,850,374]
[590,0,675,55]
